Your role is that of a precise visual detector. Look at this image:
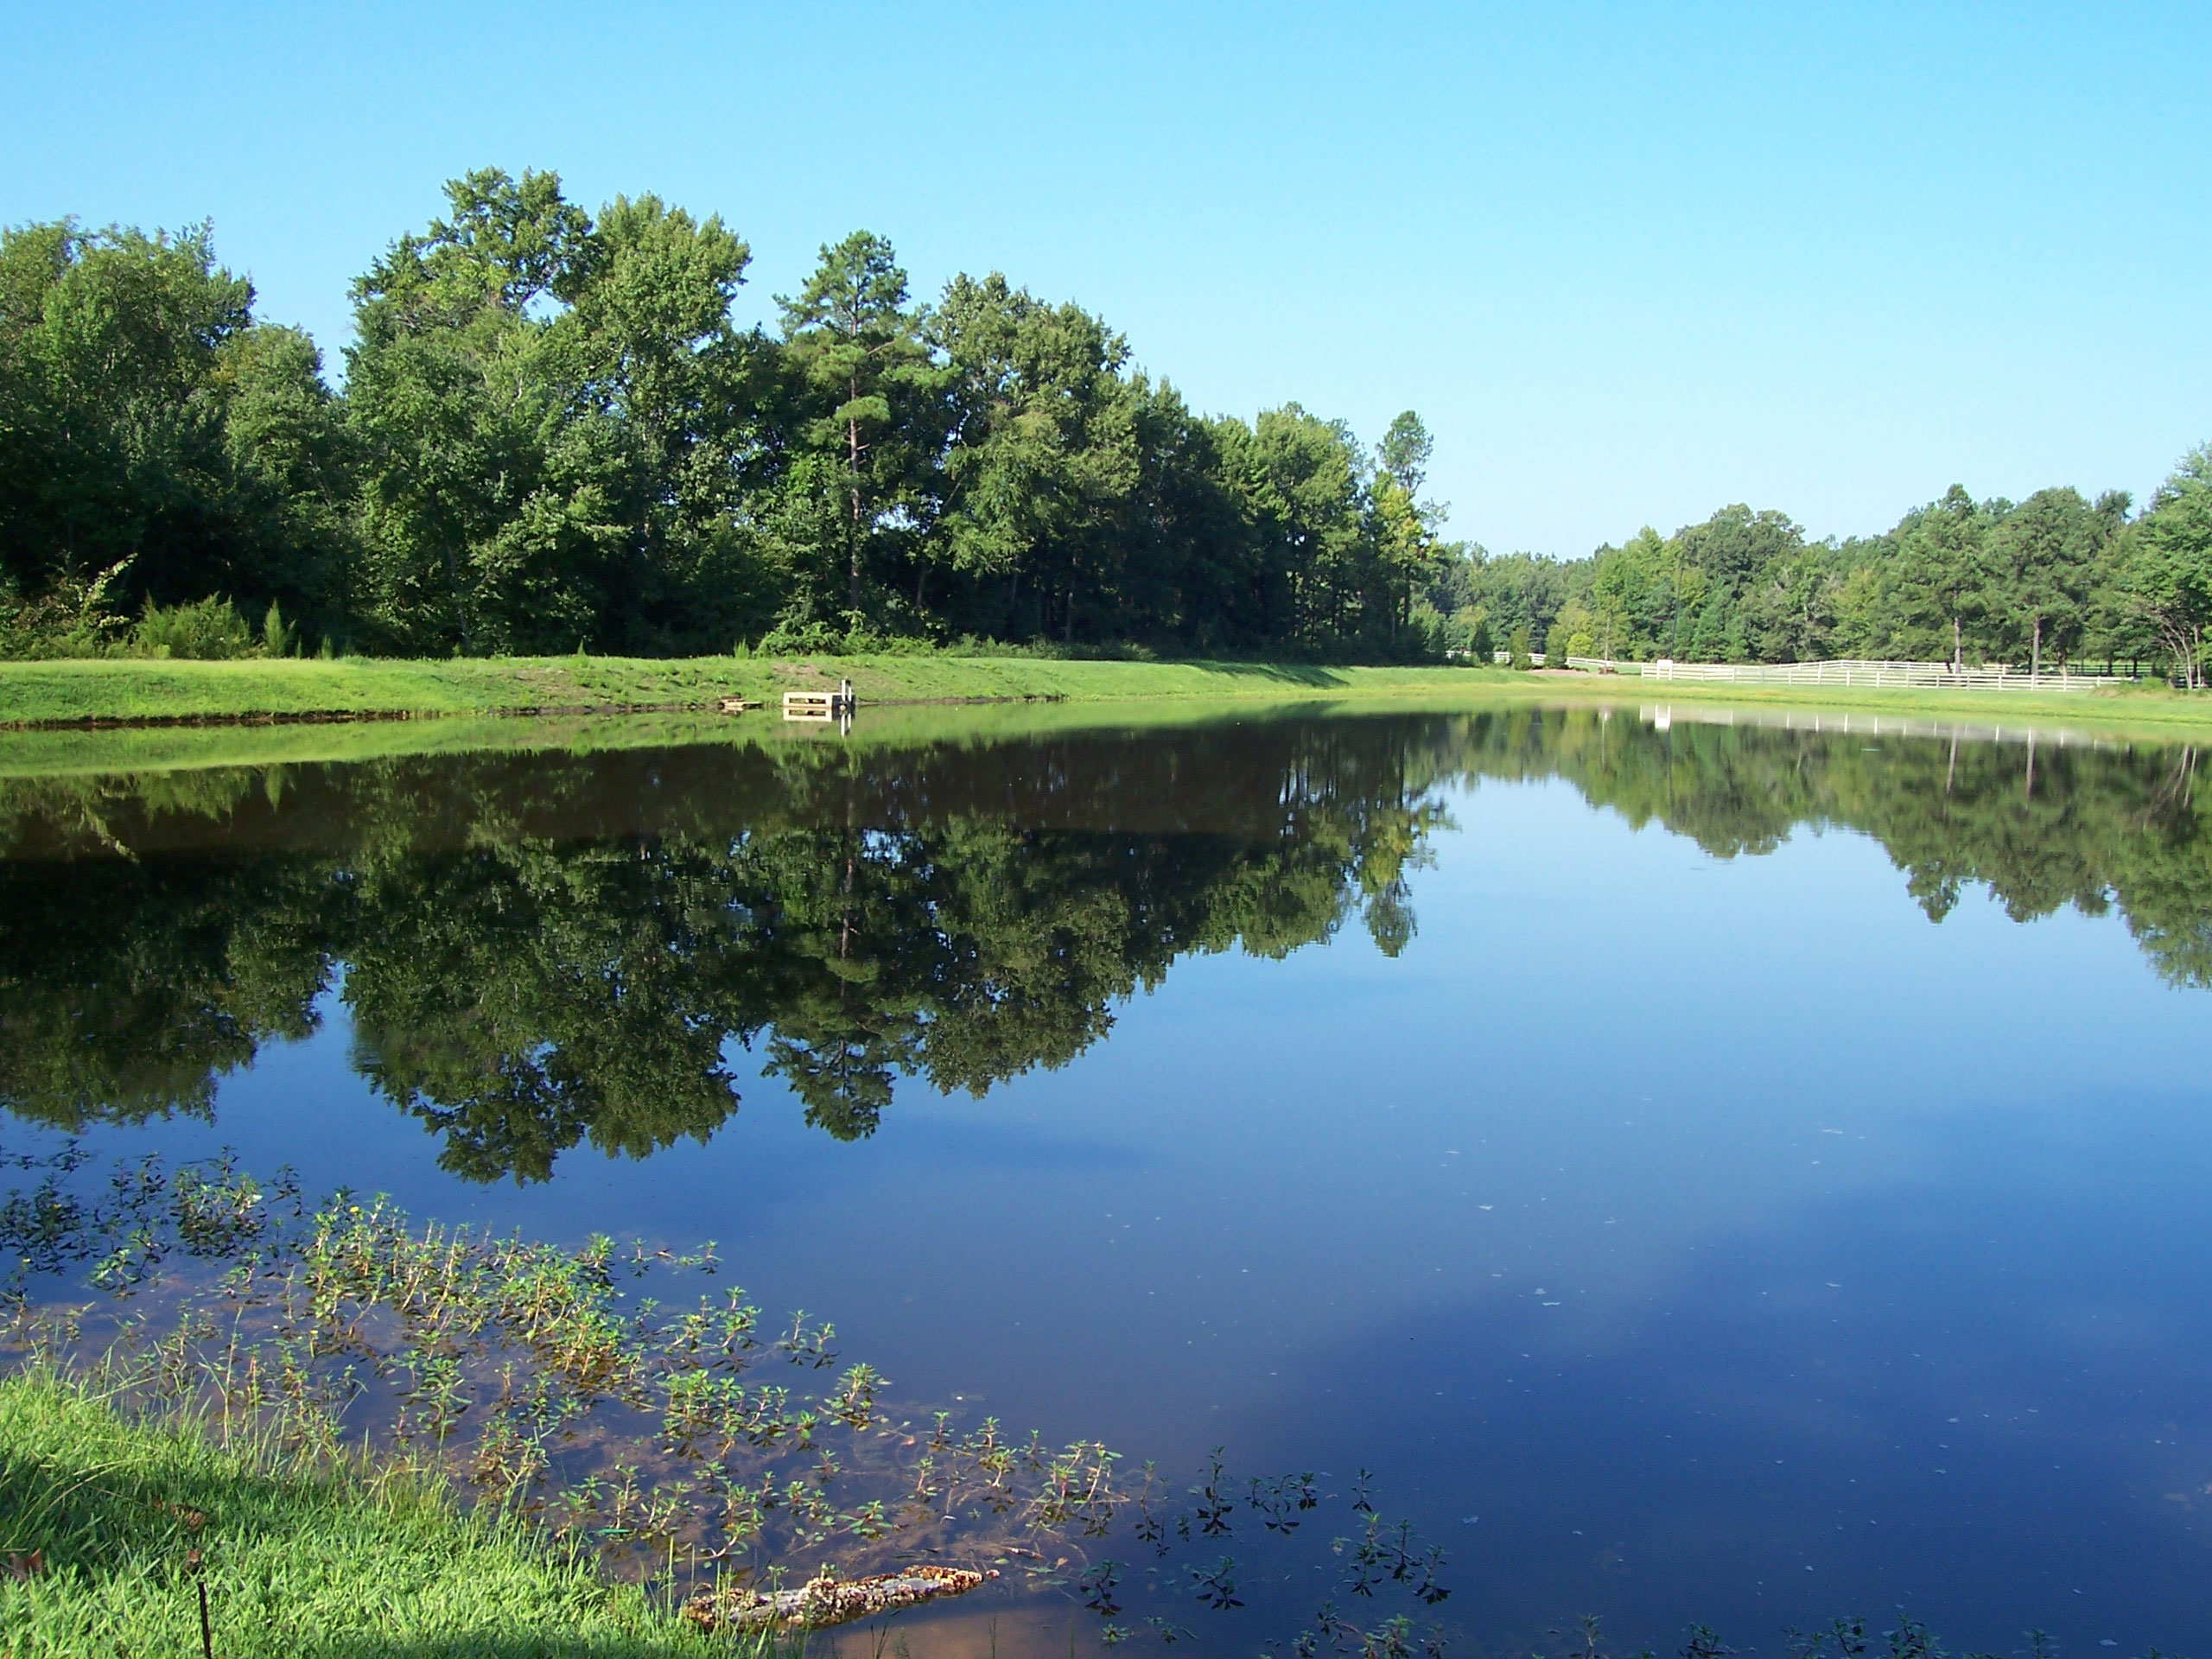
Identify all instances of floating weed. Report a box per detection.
[2,1149,1153,1607]
[1187,1554,1243,1611]
[1185,1446,1235,1537]
[1333,1512,1450,1605]
[1250,1469,1321,1534]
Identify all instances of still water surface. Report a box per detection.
[5,702,2211,1652]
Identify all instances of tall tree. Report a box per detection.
[2123,443,2212,686]
[1233,404,1368,648]
[931,272,1140,640]
[1891,486,1994,669]
[777,232,941,620]
[346,168,616,652]
[0,219,346,627]
[348,170,779,653]
[1365,410,1448,644]
[565,194,767,649]
[1986,486,2107,677]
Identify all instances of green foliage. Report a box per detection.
[130,595,254,660]
[0,558,136,660]
[777,231,944,622]
[6,175,2197,684]
[262,599,296,658]
[0,1374,733,1659]
[930,271,1139,640]
[346,170,768,657]
[1455,475,2190,680]
[0,220,350,630]
[2121,443,2212,686]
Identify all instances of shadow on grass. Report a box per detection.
[1179,658,1354,685]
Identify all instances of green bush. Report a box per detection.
[263,601,297,658]
[753,618,853,656]
[0,561,137,660]
[132,596,255,660]
[747,621,1173,664]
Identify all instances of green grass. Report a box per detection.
[5,652,2212,743]
[0,1371,735,1659]
[1537,669,2212,738]
[0,652,1510,727]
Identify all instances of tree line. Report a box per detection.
[0,168,1454,662]
[1449,471,2212,680]
[6,167,2207,675]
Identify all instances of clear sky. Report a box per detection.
[5,0,2203,558]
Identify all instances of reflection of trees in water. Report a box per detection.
[3,711,2208,1176]
[0,723,1444,1176]
[1491,707,2212,986]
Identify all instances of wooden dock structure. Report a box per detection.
[782,679,856,722]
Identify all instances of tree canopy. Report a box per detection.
[3,170,2204,678]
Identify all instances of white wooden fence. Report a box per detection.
[1557,657,2132,691]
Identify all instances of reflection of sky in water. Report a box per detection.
[18,758,2212,1653]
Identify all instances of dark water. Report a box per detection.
[5,702,2212,1654]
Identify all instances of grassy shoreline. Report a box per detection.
[3,652,2212,742]
[0,1372,729,1659]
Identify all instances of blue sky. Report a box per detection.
[6,0,2204,557]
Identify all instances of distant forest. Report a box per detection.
[3,167,2209,675]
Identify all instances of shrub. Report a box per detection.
[131,596,254,660]
[0,560,137,660]
[263,601,296,658]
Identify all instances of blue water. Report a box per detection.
[4,704,2209,1654]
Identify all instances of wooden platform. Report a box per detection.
[783,679,856,722]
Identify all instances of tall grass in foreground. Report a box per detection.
[0,1368,753,1658]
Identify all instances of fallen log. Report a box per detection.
[682,1564,990,1633]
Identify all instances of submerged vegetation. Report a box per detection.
[0,1147,1469,1656]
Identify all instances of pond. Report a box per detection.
[4,699,2211,1656]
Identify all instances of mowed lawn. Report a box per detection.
[4,652,2212,740]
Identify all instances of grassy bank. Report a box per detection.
[4,652,2212,741]
[0,653,1500,727]
[0,1372,728,1659]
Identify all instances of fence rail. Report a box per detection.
[1556,657,2132,691]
